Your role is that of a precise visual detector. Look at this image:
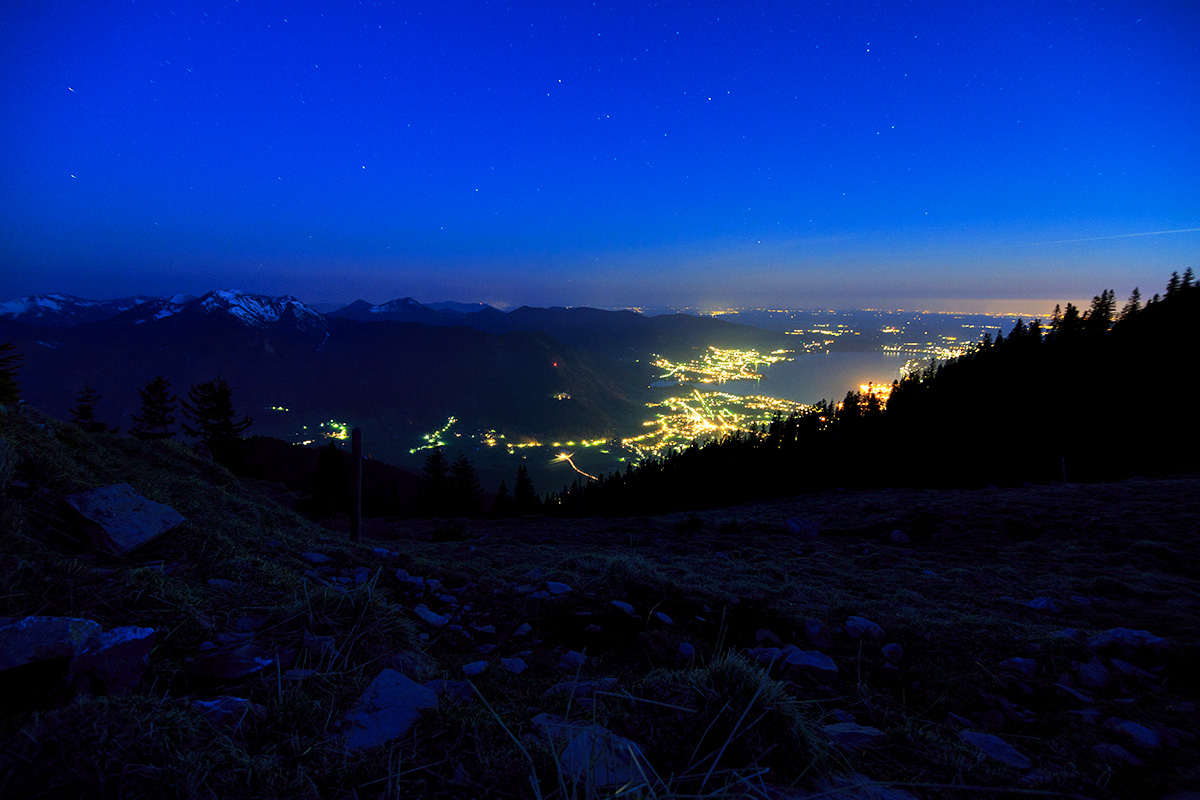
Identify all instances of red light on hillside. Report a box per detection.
[553,362,558,367]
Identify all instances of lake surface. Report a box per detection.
[717,350,910,405]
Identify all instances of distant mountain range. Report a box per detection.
[0,290,786,462]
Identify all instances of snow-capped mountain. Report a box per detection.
[0,293,158,326]
[117,290,327,331]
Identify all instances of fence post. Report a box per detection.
[351,427,362,544]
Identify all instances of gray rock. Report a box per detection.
[522,567,544,580]
[529,590,551,600]
[530,714,648,789]
[1110,658,1158,680]
[1076,658,1112,689]
[1106,718,1161,750]
[395,568,425,588]
[339,669,438,750]
[0,616,102,672]
[1052,683,1094,704]
[805,619,834,648]
[677,642,695,660]
[1025,596,1059,612]
[654,611,673,625]
[413,605,449,628]
[786,517,820,538]
[823,722,885,748]
[206,578,237,590]
[889,529,910,544]
[560,725,648,788]
[64,483,185,554]
[501,657,527,674]
[461,660,487,677]
[785,649,838,682]
[560,650,587,670]
[546,581,572,595]
[999,657,1037,678]
[1092,742,1143,766]
[513,622,532,636]
[959,730,1033,770]
[610,600,636,615]
[300,551,332,565]
[352,567,372,584]
[69,625,156,694]
[1087,628,1169,659]
[756,628,782,645]
[472,624,496,634]
[846,616,884,640]
[749,646,783,666]
[195,643,275,680]
[882,643,903,663]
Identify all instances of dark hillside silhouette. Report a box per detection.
[557,274,1199,515]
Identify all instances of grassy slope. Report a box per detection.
[1,406,1197,799]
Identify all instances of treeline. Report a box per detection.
[550,271,1199,516]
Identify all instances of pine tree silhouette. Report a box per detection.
[69,385,108,433]
[130,376,177,440]
[181,376,252,458]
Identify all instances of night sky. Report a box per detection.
[2,1,1197,311]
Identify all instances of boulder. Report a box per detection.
[784,649,839,682]
[1087,628,1169,660]
[846,616,884,640]
[560,650,587,670]
[959,730,1032,770]
[545,581,572,595]
[1076,658,1112,689]
[1092,742,1143,766]
[194,643,275,680]
[823,722,885,748]
[413,605,449,628]
[462,660,487,677]
[610,600,636,616]
[338,669,438,750]
[501,657,527,674]
[805,619,833,649]
[530,713,648,789]
[63,483,185,554]
[1106,717,1162,750]
[0,616,102,672]
[998,657,1037,679]
[1024,597,1059,612]
[69,625,156,694]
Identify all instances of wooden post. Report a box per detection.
[351,427,363,544]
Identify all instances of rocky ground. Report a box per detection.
[1,406,1198,799]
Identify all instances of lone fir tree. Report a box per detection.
[130,376,177,440]
[69,385,109,433]
[181,376,252,457]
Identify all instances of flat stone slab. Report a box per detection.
[785,649,839,681]
[70,625,156,694]
[339,669,438,750]
[0,616,102,671]
[64,483,185,554]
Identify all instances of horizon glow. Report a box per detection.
[2,2,1197,309]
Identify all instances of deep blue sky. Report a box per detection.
[2,1,1197,310]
